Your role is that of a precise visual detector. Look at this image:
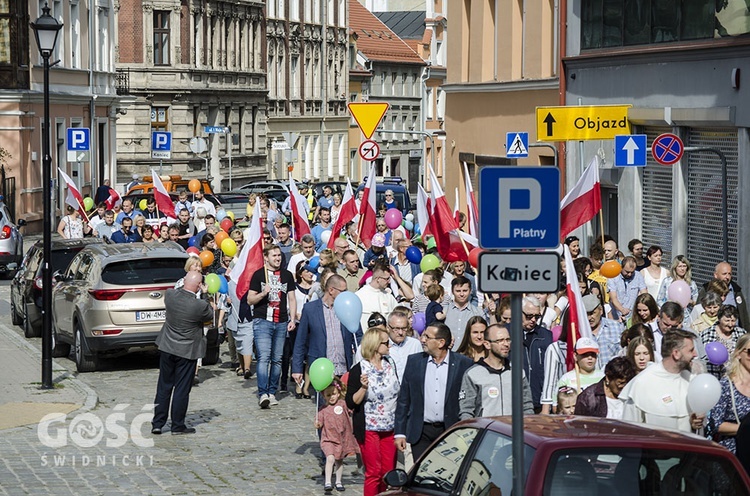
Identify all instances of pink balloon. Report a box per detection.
[667,280,691,308]
[384,209,403,230]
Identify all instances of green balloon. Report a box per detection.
[205,273,220,294]
[420,253,440,272]
[83,197,94,211]
[309,357,335,391]
[426,237,437,250]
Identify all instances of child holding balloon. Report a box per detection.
[315,378,359,493]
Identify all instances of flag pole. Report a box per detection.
[598,210,605,247]
[571,322,581,396]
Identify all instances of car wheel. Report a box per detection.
[74,323,98,373]
[23,312,40,339]
[10,301,21,326]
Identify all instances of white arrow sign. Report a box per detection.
[622,136,639,165]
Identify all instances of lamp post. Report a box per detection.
[31,4,62,390]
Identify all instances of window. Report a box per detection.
[0,0,10,64]
[459,430,534,496]
[290,0,299,21]
[102,259,188,285]
[153,11,170,65]
[70,1,80,68]
[97,6,109,71]
[291,56,299,98]
[411,428,479,493]
[151,107,168,132]
[426,88,433,119]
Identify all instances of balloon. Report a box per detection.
[214,230,229,247]
[687,373,722,415]
[414,223,420,235]
[83,197,94,211]
[139,199,147,211]
[550,325,563,342]
[205,273,220,294]
[384,209,403,230]
[221,238,237,257]
[226,211,235,221]
[199,250,214,267]
[420,253,440,272]
[186,247,200,256]
[426,237,437,250]
[405,246,423,264]
[308,256,320,270]
[333,291,363,334]
[216,208,227,221]
[405,213,414,222]
[705,342,729,366]
[321,230,332,245]
[468,247,483,269]
[600,261,622,278]
[412,312,426,334]
[309,357,335,391]
[188,235,199,248]
[188,179,201,193]
[667,280,692,308]
[403,220,414,231]
[220,218,234,232]
[218,274,229,295]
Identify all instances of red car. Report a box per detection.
[381,415,750,495]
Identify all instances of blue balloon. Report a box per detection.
[333,291,362,334]
[216,208,227,221]
[405,246,422,264]
[308,255,320,270]
[404,220,414,231]
[414,223,421,235]
[218,274,229,294]
[188,235,198,248]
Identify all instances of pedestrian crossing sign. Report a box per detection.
[506,132,529,158]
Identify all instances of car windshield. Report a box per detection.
[411,428,480,493]
[542,448,749,496]
[101,259,186,285]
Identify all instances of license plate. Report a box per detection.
[135,310,166,322]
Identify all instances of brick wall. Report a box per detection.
[118,0,143,64]
[181,2,190,64]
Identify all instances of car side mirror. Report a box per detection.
[17,219,27,227]
[383,469,409,488]
[52,271,66,283]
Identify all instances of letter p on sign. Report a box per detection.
[497,178,541,237]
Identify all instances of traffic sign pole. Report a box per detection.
[510,293,524,496]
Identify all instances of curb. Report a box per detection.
[0,321,98,414]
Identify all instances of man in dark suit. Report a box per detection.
[394,322,473,461]
[292,274,362,388]
[151,272,214,435]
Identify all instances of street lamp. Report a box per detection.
[31,4,62,390]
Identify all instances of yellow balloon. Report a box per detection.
[139,199,147,211]
[221,238,238,257]
[226,210,235,221]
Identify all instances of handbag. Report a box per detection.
[728,379,742,424]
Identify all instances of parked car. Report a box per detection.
[123,192,222,213]
[356,176,413,216]
[235,180,291,194]
[380,415,750,496]
[0,200,25,278]
[11,237,104,338]
[51,242,219,372]
[313,181,348,198]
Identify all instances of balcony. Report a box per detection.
[115,68,130,95]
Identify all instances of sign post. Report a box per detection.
[151,132,172,176]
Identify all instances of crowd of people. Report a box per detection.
[75,183,750,491]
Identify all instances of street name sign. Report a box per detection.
[536,105,631,141]
[204,126,230,134]
[478,252,560,293]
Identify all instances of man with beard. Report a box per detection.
[459,324,533,419]
[607,256,647,323]
[311,206,332,252]
[619,329,705,433]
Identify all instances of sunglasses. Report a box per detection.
[523,311,542,320]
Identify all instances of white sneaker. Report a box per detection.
[269,395,279,407]
[259,394,270,409]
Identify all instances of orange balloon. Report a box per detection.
[188,179,201,193]
[199,250,214,267]
[214,230,229,247]
[600,260,622,278]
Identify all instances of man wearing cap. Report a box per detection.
[555,337,604,408]
[583,294,624,368]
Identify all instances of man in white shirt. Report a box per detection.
[191,190,216,218]
[384,310,423,380]
[356,260,399,331]
[286,234,318,272]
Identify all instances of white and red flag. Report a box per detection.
[560,156,601,240]
[427,165,471,262]
[104,188,121,211]
[357,163,378,248]
[462,161,479,237]
[229,199,264,300]
[563,244,593,371]
[288,176,311,242]
[327,179,357,248]
[150,170,177,219]
[57,168,89,222]
[416,183,432,238]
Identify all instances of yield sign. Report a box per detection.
[348,102,389,139]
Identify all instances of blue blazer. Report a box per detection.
[394,351,474,444]
[292,298,363,374]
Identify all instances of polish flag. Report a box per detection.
[328,179,357,248]
[229,199,264,300]
[57,168,89,222]
[427,165,471,262]
[563,244,593,371]
[104,188,121,211]
[462,161,479,237]
[416,183,432,238]
[560,156,601,239]
[150,170,176,219]
[357,164,378,248]
[288,176,311,241]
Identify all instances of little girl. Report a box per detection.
[315,378,359,493]
[557,386,579,415]
[424,283,446,325]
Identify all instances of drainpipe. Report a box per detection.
[319,0,327,180]
[558,0,567,196]
[420,65,430,186]
[89,0,97,191]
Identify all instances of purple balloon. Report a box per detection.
[412,312,426,334]
[705,341,729,366]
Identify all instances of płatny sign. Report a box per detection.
[478,252,560,293]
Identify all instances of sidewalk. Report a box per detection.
[0,321,97,430]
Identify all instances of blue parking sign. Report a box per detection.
[151,132,172,159]
[479,167,560,249]
[67,128,90,151]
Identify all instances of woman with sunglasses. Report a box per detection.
[706,334,750,453]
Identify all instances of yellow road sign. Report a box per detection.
[536,105,631,141]
[348,102,389,139]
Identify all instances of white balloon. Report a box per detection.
[321,230,332,244]
[405,213,414,222]
[687,373,722,415]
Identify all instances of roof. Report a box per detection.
[374,11,426,40]
[36,237,104,250]
[85,242,188,261]
[349,0,425,65]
